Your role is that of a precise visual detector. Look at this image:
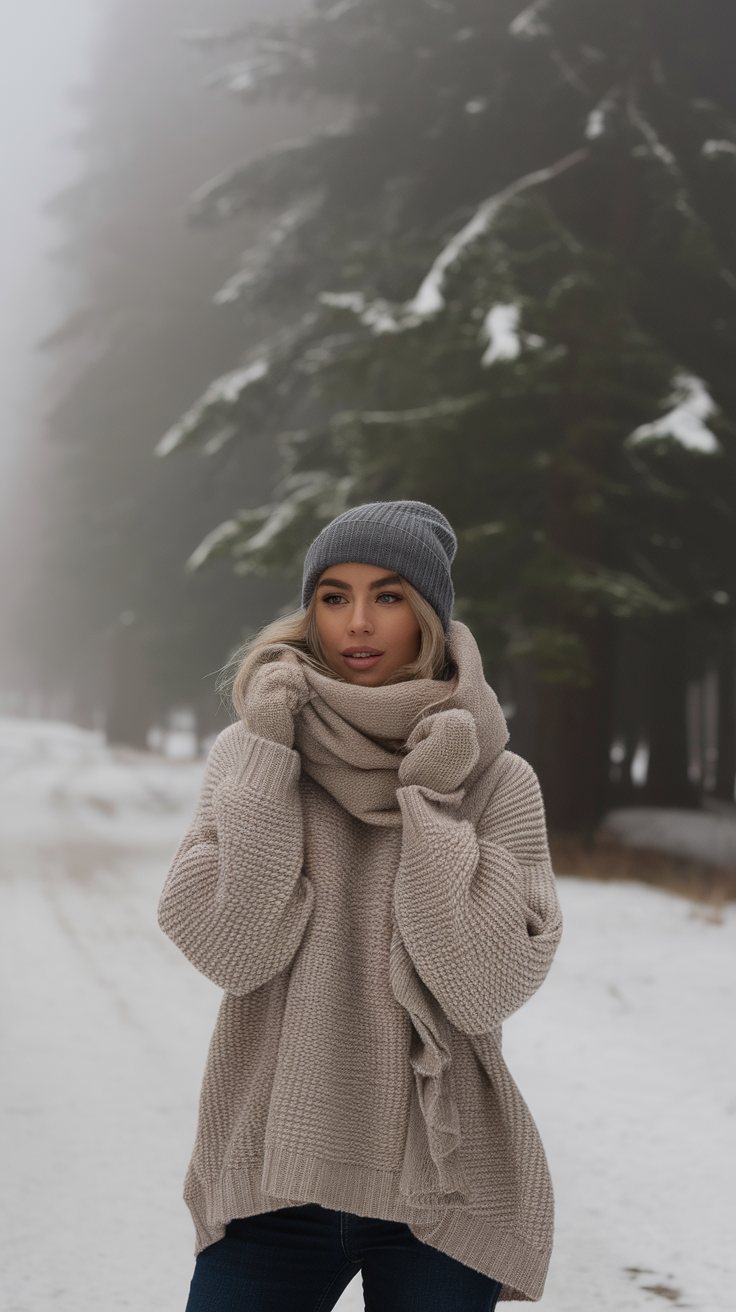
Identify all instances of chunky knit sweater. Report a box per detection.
[158,622,562,1301]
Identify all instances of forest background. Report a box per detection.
[4,0,736,831]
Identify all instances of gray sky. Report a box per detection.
[0,0,106,492]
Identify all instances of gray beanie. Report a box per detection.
[302,500,456,630]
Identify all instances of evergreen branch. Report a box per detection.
[406,150,589,317]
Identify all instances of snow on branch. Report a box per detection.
[187,135,344,225]
[155,359,268,457]
[627,101,675,167]
[188,162,259,223]
[334,394,484,428]
[320,151,588,337]
[586,90,619,141]
[186,519,248,572]
[205,38,308,96]
[702,139,736,158]
[319,291,413,334]
[509,0,551,40]
[480,304,545,365]
[628,373,719,454]
[481,304,521,364]
[187,472,355,574]
[406,150,588,317]
[317,0,361,19]
[237,481,334,557]
[214,194,322,304]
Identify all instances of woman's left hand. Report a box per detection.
[398,709,480,794]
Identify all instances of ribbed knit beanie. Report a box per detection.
[301,500,457,631]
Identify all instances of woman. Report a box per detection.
[159,500,562,1311]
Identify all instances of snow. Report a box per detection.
[1,717,734,1311]
[509,0,552,40]
[320,156,588,335]
[321,292,366,314]
[188,162,249,221]
[480,304,544,366]
[0,717,203,850]
[628,372,719,454]
[586,93,619,141]
[702,139,736,159]
[185,517,243,572]
[338,397,482,429]
[155,359,268,457]
[505,879,736,1312]
[603,805,736,868]
[320,290,410,335]
[320,153,588,338]
[319,0,360,20]
[586,107,606,140]
[187,473,354,575]
[628,103,676,169]
[238,471,344,555]
[481,304,522,365]
[209,56,280,97]
[406,151,587,318]
[214,196,321,305]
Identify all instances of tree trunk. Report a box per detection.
[106,616,153,750]
[532,619,614,829]
[715,623,736,802]
[642,619,698,808]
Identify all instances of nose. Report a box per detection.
[347,595,373,634]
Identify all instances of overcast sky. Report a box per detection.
[0,0,107,493]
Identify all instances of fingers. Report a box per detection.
[249,657,311,714]
[244,654,312,748]
[405,709,476,751]
[399,709,480,792]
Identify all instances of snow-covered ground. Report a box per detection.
[0,718,734,1312]
[603,804,736,868]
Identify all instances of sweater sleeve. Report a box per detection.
[393,751,562,1034]
[158,722,312,995]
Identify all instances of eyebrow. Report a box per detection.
[316,573,404,592]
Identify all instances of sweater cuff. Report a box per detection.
[231,733,301,800]
[397,781,463,824]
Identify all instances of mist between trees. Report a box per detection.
[17,0,736,829]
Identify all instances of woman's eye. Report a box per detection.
[322,593,347,605]
[376,592,402,603]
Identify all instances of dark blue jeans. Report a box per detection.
[185,1204,502,1311]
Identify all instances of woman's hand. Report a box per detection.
[398,709,480,794]
[244,657,312,749]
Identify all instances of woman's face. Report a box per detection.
[313,562,421,686]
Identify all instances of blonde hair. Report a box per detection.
[225,576,450,722]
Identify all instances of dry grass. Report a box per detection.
[550,830,736,910]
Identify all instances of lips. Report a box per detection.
[341,647,384,671]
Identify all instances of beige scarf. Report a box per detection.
[250,622,509,1204]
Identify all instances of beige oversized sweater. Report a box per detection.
[158,622,562,1301]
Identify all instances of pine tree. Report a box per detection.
[162,0,736,823]
[28,0,311,738]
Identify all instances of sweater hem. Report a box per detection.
[184,1153,550,1301]
[262,1145,449,1222]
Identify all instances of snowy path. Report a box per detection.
[0,720,734,1312]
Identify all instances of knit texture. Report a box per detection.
[301,500,457,630]
[158,622,562,1301]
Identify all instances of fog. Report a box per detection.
[0,0,316,725]
[0,0,103,683]
[0,0,101,458]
